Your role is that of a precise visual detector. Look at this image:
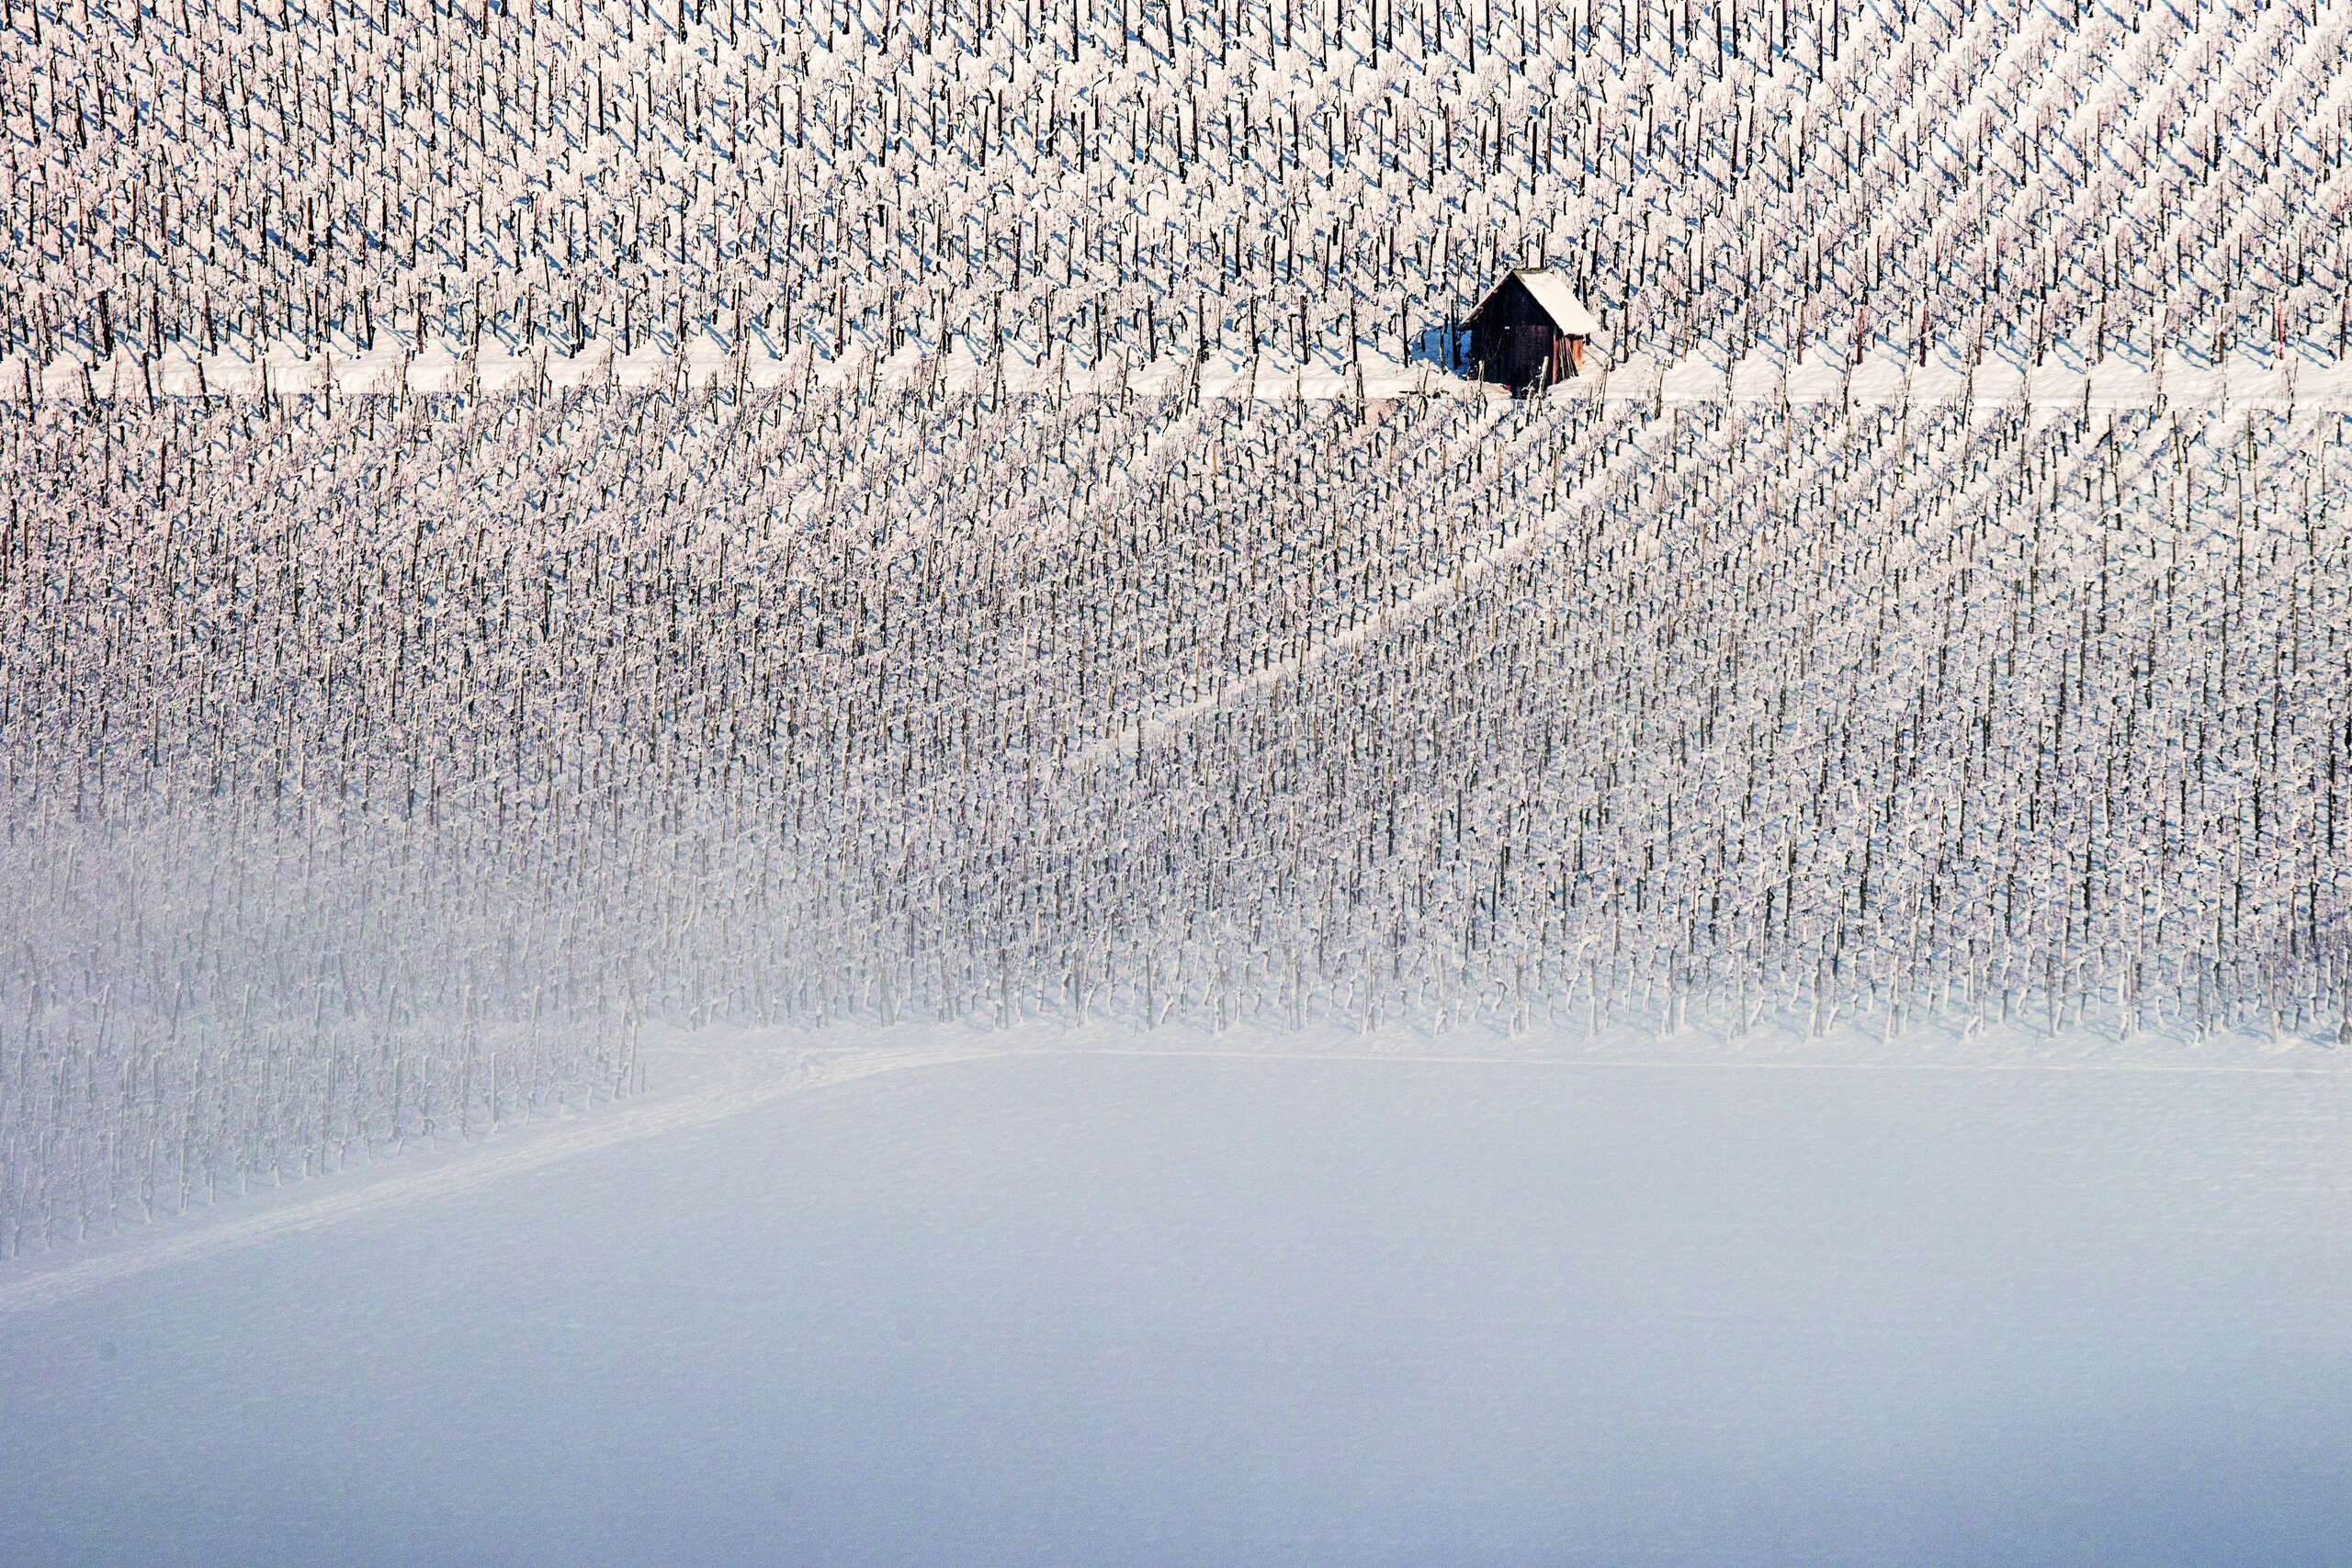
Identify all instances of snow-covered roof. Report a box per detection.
[1477,269,1602,335]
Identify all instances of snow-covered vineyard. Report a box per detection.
[5,0,2348,378]
[5,0,2350,1258]
[5,388,2348,1250]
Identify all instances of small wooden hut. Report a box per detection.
[1464,269,1601,389]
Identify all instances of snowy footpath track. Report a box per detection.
[17,343,2352,412]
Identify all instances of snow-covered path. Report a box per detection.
[17,342,2352,411]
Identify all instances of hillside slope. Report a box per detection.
[4,0,2348,1254]
[6,389,2348,1251]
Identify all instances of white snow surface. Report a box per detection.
[4,1016,2341,1317]
[3,1039,2349,1565]
[17,341,2352,411]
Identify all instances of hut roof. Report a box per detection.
[1469,269,1601,336]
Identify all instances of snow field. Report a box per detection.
[6,1049,2352,1566]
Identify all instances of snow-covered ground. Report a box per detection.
[19,341,2352,412]
[5,1014,2335,1314]
[4,1044,2349,1566]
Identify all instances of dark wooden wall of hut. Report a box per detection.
[1467,276,1565,389]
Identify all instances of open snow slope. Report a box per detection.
[4,1050,2350,1566]
[5,1016,2336,1315]
[0,1037,1001,1317]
